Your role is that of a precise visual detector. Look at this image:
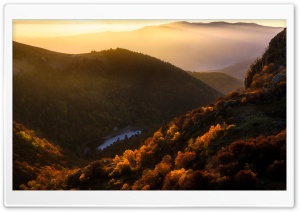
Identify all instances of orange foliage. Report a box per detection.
[22,166,77,190]
[132,169,159,190]
[154,155,172,175]
[188,123,230,151]
[234,170,258,189]
[122,150,136,163]
[167,124,179,136]
[153,131,164,140]
[205,130,286,189]
[162,168,186,190]
[175,151,196,169]
[121,183,130,190]
[110,158,132,177]
[116,159,131,174]
[166,124,180,141]
[135,145,155,168]
[241,97,247,104]
[79,173,86,183]
[266,160,286,181]
[178,170,214,190]
[142,185,150,190]
[132,155,172,190]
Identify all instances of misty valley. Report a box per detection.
[13,21,286,190]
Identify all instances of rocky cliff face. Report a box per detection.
[245,28,286,89]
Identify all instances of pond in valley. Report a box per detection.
[96,129,141,150]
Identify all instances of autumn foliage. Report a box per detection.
[13,122,81,190]
[13,29,287,190]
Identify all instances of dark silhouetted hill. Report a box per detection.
[13,42,222,156]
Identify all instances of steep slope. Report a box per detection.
[14,22,283,71]
[13,121,83,189]
[188,71,243,94]
[57,29,287,190]
[13,42,222,155]
[245,28,286,89]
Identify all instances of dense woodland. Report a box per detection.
[13,29,286,190]
[13,43,222,154]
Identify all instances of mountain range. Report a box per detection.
[14,21,283,72]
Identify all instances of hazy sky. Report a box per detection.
[13,19,286,38]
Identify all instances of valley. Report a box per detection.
[13,42,223,156]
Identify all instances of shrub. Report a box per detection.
[121,183,130,190]
[115,159,131,175]
[155,155,172,175]
[123,150,136,163]
[234,170,258,189]
[162,168,186,190]
[241,97,247,104]
[132,169,160,190]
[192,123,226,150]
[175,151,196,169]
[135,145,155,168]
[178,170,214,190]
[266,160,286,181]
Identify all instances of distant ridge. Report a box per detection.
[167,21,262,26]
[188,71,243,94]
[164,21,283,29]
[14,21,283,72]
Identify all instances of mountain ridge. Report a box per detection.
[14,21,283,71]
[198,58,257,80]
[188,71,243,94]
[164,21,274,28]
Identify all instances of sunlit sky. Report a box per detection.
[13,20,286,38]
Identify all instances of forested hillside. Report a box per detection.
[13,42,222,155]
[14,29,286,190]
[13,121,82,190]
